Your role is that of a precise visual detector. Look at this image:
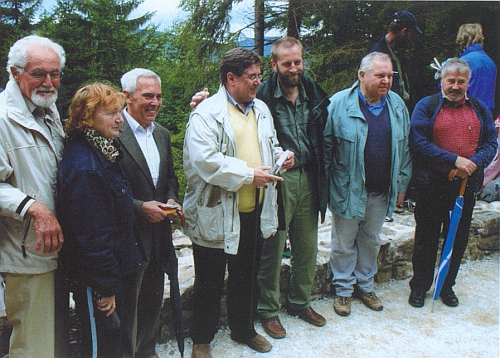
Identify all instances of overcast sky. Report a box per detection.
[41,0,255,35]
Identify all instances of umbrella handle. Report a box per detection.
[448,171,468,196]
[177,209,186,228]
[163,206,186,227]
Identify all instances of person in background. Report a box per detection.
[456,23,496,110]
[369,10,422,222]
[325,52,412,317]
[369,10,422,107]
[0,35,65,357]
[184,47,293,358]
[57,83,145,357]
[456,23,499,194]
[408,58,496,308]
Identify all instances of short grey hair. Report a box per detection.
[6,36,66,81]
[440,58,471,80]
[120,68,161,94]
[358,52,392,78]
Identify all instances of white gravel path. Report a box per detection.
[156,253,499,358]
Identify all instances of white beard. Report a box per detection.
[31,87,58,108]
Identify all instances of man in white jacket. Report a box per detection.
[183,47,294,358]
[0,36,66,357]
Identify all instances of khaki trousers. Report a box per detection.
[3,271,55,358]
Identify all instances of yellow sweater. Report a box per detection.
[227,104,263,212]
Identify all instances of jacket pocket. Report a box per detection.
[330,169,351,213]
[334,130,357,171]
[193,183,224,243]
[195,204,224,243]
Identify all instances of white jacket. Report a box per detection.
[183,85,281,254]
[0,79,65,273]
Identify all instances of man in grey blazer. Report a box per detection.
[116,68,180,357]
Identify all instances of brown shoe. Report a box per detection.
[261,316,286,339]
[333,295,351,316]
[287,306,326,327]
[233,333,272,353]
[191,343,212,358]
[358,291,383,311]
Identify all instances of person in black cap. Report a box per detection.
[370,10,422,222]
[369,10,422,105]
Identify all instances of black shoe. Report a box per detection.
[408,291,426,307]
[440,289,459,307]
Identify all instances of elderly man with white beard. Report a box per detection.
[0,35,66,357]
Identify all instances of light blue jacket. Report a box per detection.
[183,85,282,254]
[324,81,412,220]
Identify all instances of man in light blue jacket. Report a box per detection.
[183,47,294,358]
[325,52,412,317]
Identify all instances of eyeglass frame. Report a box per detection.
[16,67,64,81]
[244,74,263,82]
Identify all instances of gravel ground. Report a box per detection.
[156,253,499,358]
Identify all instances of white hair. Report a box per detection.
[6,36,66,81]
[120,68,161,93]
[440,58,471,80]
[358,52,391,79]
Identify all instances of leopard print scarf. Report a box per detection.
[83,127,120,163]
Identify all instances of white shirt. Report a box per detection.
[123,109,160,187]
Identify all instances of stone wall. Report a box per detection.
[158,200,499,342]
[0,202,498,351]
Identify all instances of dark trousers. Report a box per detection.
[190,210,264,344]
[409,175,476,293]
[73,284,126,358]
[71,257,163,358]
[121,249,164,358]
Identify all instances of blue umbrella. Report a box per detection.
[431,171,468,312]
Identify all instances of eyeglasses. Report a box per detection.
[245,74,263,82]
[19,68,63,81]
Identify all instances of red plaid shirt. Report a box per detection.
[433,97,480,159]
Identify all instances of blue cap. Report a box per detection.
[392,10,422,35]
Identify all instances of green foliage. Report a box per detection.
[179,0,238,59]
[36,0,157,117]
[1,0,499,201]
[152,2,241,200]
[171,145,186,202]
[0,0,42,86]
[293,1,499,110]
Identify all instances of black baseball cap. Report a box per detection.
[392,10,422,35]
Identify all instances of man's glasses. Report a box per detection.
[245,74,263,82]
[19,67,63,80]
